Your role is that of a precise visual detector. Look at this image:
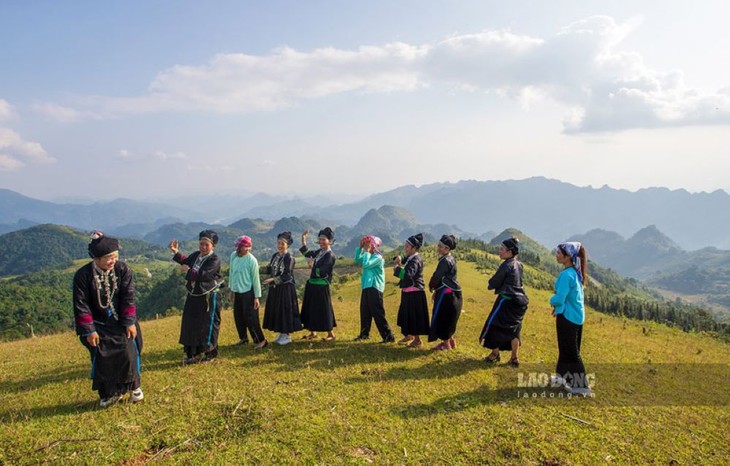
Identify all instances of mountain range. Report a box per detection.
[2,178,730,251]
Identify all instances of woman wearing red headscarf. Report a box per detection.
[229,235,266,349]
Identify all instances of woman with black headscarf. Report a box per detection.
[73,231,143,407]
[169,230,223,364]
[299,227,337,342]
[480,237,529,367]
[394,233,430,348]
[428,234,462,350]
[262,232,303,345]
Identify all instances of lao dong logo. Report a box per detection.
[517,372,596,389]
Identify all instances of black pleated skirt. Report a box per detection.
[480,296,527,350]
[263,283,302,334]
[428,289,462,341]
[300,282,336,331]
[179,292,221,350]
[396,289,430,336]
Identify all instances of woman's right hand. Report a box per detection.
[86,332,100,347]
[169,239,179,254]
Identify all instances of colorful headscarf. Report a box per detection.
[235,235,252,249]
[558,241,583,282]
[363,235,383,254]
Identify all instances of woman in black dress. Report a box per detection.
[394,233,430,348]
[73,231,143,407]
[480,237,529,367]
[299,227,337,342]
[169,230,223,364]
[428,235,462,350]
[262,232,302,345]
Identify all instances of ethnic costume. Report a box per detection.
[173,233,223,360]
[354,236,395,341]
[480,256,529,350]
[299,244,337,332]
[428,253,462,342]
[550,242,589,392]
[395,243,430,337]
[73,234,142,403]
[229,236,264,344]
[262,251,302,334]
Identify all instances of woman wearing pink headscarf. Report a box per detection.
[229,235,266,349]
[353,235,395,343]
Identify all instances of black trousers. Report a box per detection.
[555,314,588,388]
[358,287,394,340]
[233,289,265,343]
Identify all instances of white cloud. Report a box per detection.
[0,99,16,122]
[117,148,187,160]
[0,127,55,170]
[152,150,187,160]
[32,103,104,122]
[0,153,25,171]
[37,15,730,133]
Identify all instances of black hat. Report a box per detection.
[199,229,219,245]
[406,233,424,249]
[439,234,457,250]
[277,231,294,246]
[88,231,120,258]
[502,237,519,255]
[318,227,335,242]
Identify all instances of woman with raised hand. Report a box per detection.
[480,237,529,367]
[427,235,462,350]
[229,235,266,350]
[299,227,337,342]
[169,230,223,364]
[354,235,395,343]
[393,233,430,348]
[73,231,143,407]
[262,231,302,345]
[550,241,591,395]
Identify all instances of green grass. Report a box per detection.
[1,257,729,465]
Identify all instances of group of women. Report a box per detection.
[73,226,591,407]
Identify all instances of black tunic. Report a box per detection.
[428,254,463,341]
[299,246,337,332]
[73,261,141,398]
[480,257,529,349]
[173,251,223,356]
[262,252,302,334]
[394,253,430,336]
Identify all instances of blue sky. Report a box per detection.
[1,1,729,201]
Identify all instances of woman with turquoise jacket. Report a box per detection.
[550,241,591,395]
[353,235,395,343]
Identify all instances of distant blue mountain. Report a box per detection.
[2,178,729,250]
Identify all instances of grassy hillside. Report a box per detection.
[1,253,729,464]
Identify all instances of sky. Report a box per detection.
[1,0,729,202]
